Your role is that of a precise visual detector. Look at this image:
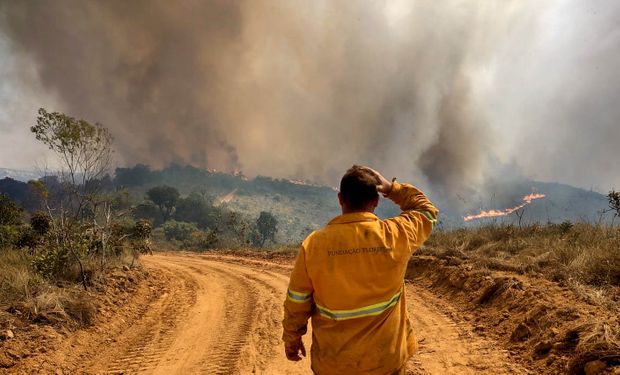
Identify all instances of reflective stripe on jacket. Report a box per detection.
[283,182,438,374]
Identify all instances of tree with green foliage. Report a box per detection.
[115,164,153,187]
[146,185,180,221]
[254,211,278,247]
[0,194,23,249]
[31,108,113,201]
[30,108,119,289]
[0,194,23,226]
[175,192,218,229]
[27,180,49,210]
[133,201,162,224]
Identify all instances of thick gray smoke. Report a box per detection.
[0,0,618,193]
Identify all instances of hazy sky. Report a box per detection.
[0,0,618,192]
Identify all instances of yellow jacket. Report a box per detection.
[283,182,438,374]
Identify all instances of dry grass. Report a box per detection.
[425,223,620,288]
[568,321,620,373]
[423,223,620,372]
[0,248,127,328]
[21,289,96,326]
[0,249,45,306]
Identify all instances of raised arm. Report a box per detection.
[363,167,438,251]
[385,181,438,249]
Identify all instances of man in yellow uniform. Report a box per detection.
[282,165,438,374]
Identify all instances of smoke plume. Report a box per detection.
[0,0,618,193]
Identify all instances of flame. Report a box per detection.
[522,193,545,203]
[232,169,248,180]
[285,178,327,188]
[216,189,237,205]
[463,193,546,222]
[286,178,339,191]
[287,179,312,186]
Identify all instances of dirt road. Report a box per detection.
[79,253,527,374]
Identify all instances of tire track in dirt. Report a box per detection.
[165,256,311,374]
[74,253,528,374]
[82,254,309,374]
[88,261,198,374]
[161,261,258,374]
[194,254,529,374]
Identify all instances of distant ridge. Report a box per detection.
[0,165,612,238]
[0,168,44,182]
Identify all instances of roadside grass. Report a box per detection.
[570,321,620,373]
[234,244,299,256]
[424,223,620,289]
[0,249,44,305]
[0,248,134,328]
[191,244,300,261]
[421,223,620,372]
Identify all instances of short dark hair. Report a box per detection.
[339,165,379,210]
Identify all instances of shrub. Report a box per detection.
[163,220,198,242]
[186,229,218,250]
[133,219,152,240]
[31,244,73,281]
[133,202,161,224]
[558,220,574,235]
[175,192,218,229]
[30,211,51,236]
[131,220,153,254]
[253,211,278,247]
[0,225,20,249]
[16,226,38,249]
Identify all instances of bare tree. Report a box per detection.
[607,190,620,226]
[514,207,526,228]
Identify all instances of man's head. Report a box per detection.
[338,165,380,213]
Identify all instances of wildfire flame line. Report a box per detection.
[216,189,237,205]
[463,193,546,222]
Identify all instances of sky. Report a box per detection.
[0,0,618,193]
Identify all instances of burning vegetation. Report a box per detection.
[464,193,546,222]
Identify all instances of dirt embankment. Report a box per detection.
[1,252,618,374]
[406,255,620,374]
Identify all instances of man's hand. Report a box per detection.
[360,166,393,196]
[285,339,306,361]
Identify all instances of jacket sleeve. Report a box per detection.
[282,243,314,345]
[384,181,439,251]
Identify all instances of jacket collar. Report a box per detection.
[328,212,379,225]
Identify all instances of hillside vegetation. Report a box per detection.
[3,163,612,242]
